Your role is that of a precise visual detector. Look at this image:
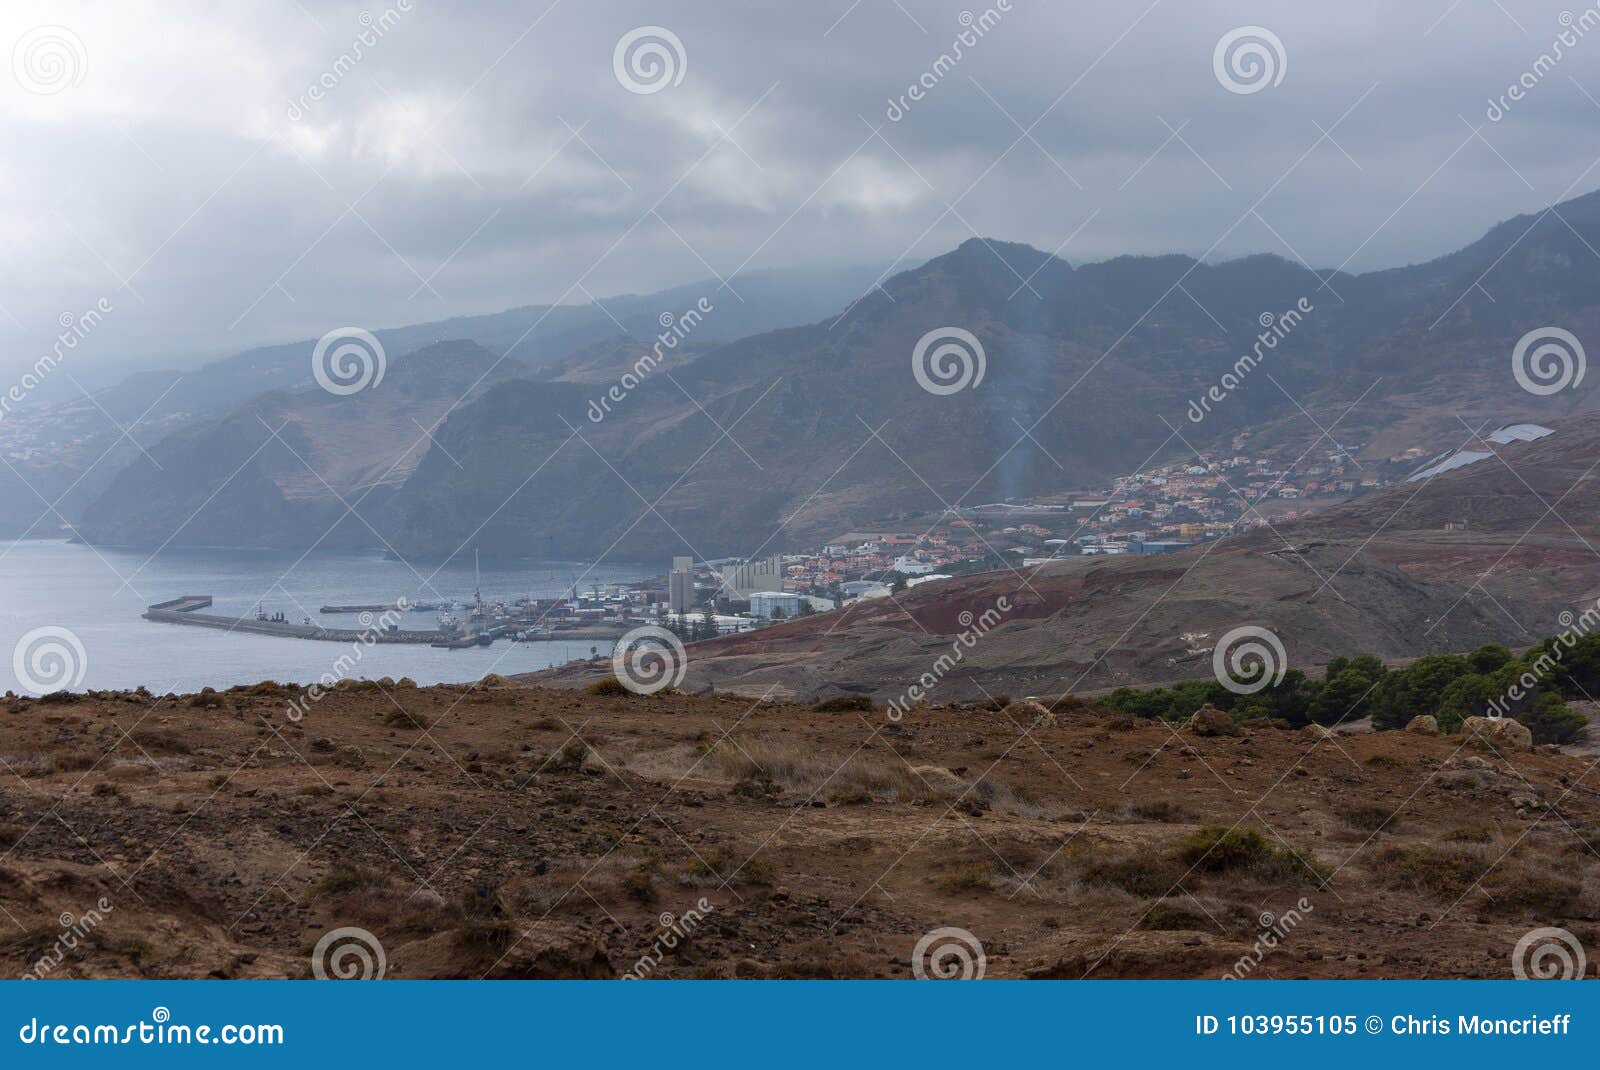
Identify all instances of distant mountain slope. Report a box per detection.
[80,264,884,427]
[1238,190,1600,458]
[384,240,1346,560]
[75,341,520,550]
[382,190,1600,561]
[79,189,1600,560]
[4,265,874,540]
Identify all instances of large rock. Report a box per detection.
[1003,700,1055,730]
[1405,714,1439,735]
[1461,715,1533,752]
[1189,704,1240,737]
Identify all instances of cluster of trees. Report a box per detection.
[664,607,721,643]
[1103,637,1594,745]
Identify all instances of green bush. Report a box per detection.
[1098,627,1593,744]
[1467,643,1514,673]
[1432,673,1495,733]
[1370,654,1469,730]
[811,694,873,712]
[1523,692,1588,744]
[1179,825,1272,872]
[1308,668,1378,726]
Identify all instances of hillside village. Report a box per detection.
[634,432,1418,628]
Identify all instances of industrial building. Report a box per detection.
[668,555,695,615]
[714,555,786,597]
[749,590,805,619]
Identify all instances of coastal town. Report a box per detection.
[133,428,1445,650]
[544,431,1421,634]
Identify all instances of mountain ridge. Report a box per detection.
[74,189,1600,561]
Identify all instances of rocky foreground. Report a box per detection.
[0,680,1595,979]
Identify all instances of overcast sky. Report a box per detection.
[3,0,1598,385]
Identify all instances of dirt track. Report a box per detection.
[0,680,1596,979]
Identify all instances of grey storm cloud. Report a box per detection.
[1,0,1596,385]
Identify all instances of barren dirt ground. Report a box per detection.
[0,680,1597,979]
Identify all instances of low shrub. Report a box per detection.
[383,709,431,731]
[1179,825,1319,882]
[1337,804,1399,832]
[811,694,873,713]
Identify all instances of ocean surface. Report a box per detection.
[0,540,655,694]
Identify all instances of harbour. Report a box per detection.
[143,596,444,644]
[143,594,637,648]
[0,541,655,693]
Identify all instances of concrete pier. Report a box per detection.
[143,597,443,644]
